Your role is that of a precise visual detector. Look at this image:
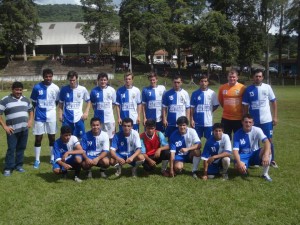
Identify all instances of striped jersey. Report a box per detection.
[81,130,110,157]
[53,135,80,163]
[0,95,33,133]
[30,82,59,122]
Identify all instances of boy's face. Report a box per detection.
[61,133,72,143]
[149,76,158,87]
[145,126,155,136]
[91,121,101,135]
[213,128,223,140]
[173,78,182,91]
[124,75,133,87]
[43,73,53,85]
[253,72,264,85]
[99,77,108,88]
[122,122,132,136]
[69,76,77,88]
[242,118,254,133]
[199,78,209,90]
[178,123,187,135]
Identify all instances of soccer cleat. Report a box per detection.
[115,164,122,177]
[3,170,11,177]
[222,173,229,180]
[192,171,199,179]
[16,168,25,173]
[74,176,83,183]
[207,175,215,179]
[132,167,137,177]
[33,160,40,169]
[161,170,169,177]
[261,174,272,182]
[100,170,107,179]
[87,170,93,179]
[270,161,279,168]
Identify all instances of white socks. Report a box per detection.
[50,146,54,161]
[35,147,41,161]
[161,160,168,172]
[192,156,201,172]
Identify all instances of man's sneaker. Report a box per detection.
[161,170,169,177]
[3,170,11,177]
[74,176,83,183]
[115,164,122,177]
[132,167,137,177]
[192,171,199,179]
[261,174,272,182]
[33,160,40,169]
[222,173,229,180]
[16,168,26,173]
[271,161,279,168]
[87,170,93,179]
[100,170,107,179]
[207,175,215,179]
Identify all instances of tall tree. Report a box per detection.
[80,0,119,54]
[0,0,41,61]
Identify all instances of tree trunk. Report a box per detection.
[23,43,27,61]
[278,4,283,76]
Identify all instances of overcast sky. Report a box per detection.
[34,0,121,6]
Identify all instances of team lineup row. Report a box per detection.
[0,68,277,181]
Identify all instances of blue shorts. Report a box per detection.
[165,126,177,138]
[255,122,273,139]
[115,152,136,166]
[195,126,212,140]
[174,152,192,163]
[53,155,81,170]
[207,160,223,175]
[237,149,261,168]
[63,119,85,139]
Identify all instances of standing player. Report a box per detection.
[201,123,231,180]
[233,114,272,182]
[242,69,278,168]
[169,116,201,179]
[190,75,219,140]
[58,71,91,139]
[140,119,170,176]
[115,72,141,131]
[162,75,190,138]
[90,73,116,141]
[142,72,166,132]
[218,69,245,139]
[52,125,85,182]
[81,118,110,179]
[110,118,145,177]
[30,68,60,168]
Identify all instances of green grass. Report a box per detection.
[0,75,299,225]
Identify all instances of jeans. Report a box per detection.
[5,129,29,170]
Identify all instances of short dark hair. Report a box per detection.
[173,75,182,81]
[42,68,53,77]
[12,81,23,89]
[176,116,189,126]
[67,70,78,80]
[122,117,133,126]
[148,72,157,79]
[253,68,264,76]
[199,75,208,81]
[60,125,72,135]
[145,118,156,128]
[97,73,108,80]
[213,123,224,131]
[242,113,254,121]
[90,117,101,126]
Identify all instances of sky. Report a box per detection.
[34,0,121,6]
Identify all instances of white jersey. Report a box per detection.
[59,85,90,123]
[242,83,276,124]
[191,88,219,127]
[90,86,116,123]
[81,130,110,157]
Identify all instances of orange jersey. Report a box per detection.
[218,82,245,120]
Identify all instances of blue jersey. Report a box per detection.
[142,85,165,122]
[30,82,59,122]
[59,85,90,123]
[81,130,109,158]
[201,133,231,163]
[162,88,190,126]
[110,129,142,156]
[90,86,116,123]
[191,88,219,127]
[242,83,276,125]
[53,135,80,163]
[116,86,141,124]
[233,126,267,154]
[169,128,200,156]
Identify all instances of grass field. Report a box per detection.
[0,74,299,225]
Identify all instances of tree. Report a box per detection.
[80,0,119,54]
[0,0,41,61]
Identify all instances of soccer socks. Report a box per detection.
[50,146,54,161]
[161,160,168,172]
[135,160,145,167]
[192,156,201,172]
[34,147,41,161]
[221,157,230,173]
[262,155,272,176]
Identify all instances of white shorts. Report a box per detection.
[102,122,115,139]
[33,121,57,135]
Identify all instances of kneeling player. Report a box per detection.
[110,118,145,177]
[169,116,201,178]
[233,114,272,182]
[140,119,170,176]
[53,125,84,182]
[201,123,231,180]
[81,117,110,179]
